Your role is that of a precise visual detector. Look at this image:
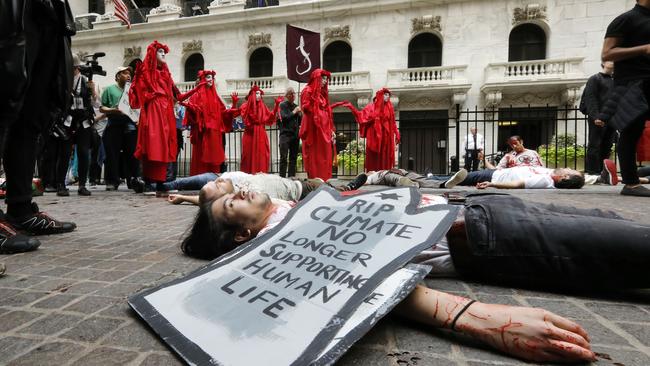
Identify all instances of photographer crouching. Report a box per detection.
[42,54,99,196]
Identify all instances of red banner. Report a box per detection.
[286,24,320,83]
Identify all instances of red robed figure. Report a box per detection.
[231,85,282,173]
[129,40,201,182]
[182,70,234,175]
[335,88,401,171]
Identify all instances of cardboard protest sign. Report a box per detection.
[129,187,458,365]
[117,82,140,124]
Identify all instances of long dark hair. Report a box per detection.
[180,201,239,260]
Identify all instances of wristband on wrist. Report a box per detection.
[450,299,477,331]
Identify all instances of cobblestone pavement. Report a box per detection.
[0,184,648,366]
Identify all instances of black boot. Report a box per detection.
[56,184,69,197]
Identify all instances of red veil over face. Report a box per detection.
[193,70,226,131]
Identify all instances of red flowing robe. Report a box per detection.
[300,69,335,180]
[183,72,233,175]
[235,88,280,174]
[129,41,200,182]
[337,88,400,172]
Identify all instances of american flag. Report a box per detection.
[113,0,131,29]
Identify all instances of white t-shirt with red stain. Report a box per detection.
[258,193,457,276]
[496,149,543,169]
[491,166,555,189]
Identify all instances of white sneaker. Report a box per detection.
[444,169,468,188]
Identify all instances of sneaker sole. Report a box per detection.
[603,159,618,186]
[445,169,468,188]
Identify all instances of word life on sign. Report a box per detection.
[129,187,458,365]
[117,82,140,124]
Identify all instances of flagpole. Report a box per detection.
[128,0,145,22]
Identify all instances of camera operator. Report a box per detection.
[100,66,140,191]
[43,54,98,196]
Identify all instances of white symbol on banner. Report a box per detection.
[296,36,312,76]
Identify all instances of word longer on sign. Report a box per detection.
[129,187,458,365]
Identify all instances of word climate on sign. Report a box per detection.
[129,187,458,366]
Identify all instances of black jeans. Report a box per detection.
[89,128,103,184]
[450,195,650,289]
[55,123,92,187]
[279,135,300,177]
[585,119,616,174]
[4,11,60,218]
[103,120,139,187]
[618,81,650,185]
[464,149,480,171]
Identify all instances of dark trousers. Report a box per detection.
[56,122,92,187]
[618,81,650,185]
[167,129,183,181]
[464,149,480,171]
[279,136,299,177]
[585,119,616,174]
[89,128,103,184]
[4,12,59,218]
[450,195,650,289]
[423,169,495,188]
[103,122,139,187]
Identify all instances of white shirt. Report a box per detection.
[462,133,484,151]
[227,173,302,202]
[496,149,543,169]
[491,166,555,189]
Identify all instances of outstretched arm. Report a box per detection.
[476,180,525,189]
[395,285,595,363]
[167,194,199,205]
[174,82,206,102]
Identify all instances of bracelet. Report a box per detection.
[450,299,477,332]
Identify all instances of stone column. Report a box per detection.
[148,0,183,22]
[208,0,246,15]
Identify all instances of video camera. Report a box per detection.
[79,52,107,80]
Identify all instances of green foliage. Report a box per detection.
[537,134,585,163]
[337,139,366,170]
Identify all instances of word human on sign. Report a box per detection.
[129,187,458,366]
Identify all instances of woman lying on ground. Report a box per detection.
[178,186,650,362]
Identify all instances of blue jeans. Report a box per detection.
[425,169,495,187]
[161,172,219,191]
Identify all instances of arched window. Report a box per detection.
[508,24,546,61]
[323,41,352,72]
[408,33,442,68]
[249,47,273,77]
[184,53,204,82]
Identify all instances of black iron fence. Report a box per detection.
[174,105,600,178]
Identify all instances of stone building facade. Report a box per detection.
[70,0,634,173]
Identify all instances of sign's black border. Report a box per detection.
[128,186,458,366]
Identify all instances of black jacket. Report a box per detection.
[580,72,613,119]
[0,0,76,125]
[598,80,649,131]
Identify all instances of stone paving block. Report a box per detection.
[38,266,76,278]
[121,271,166,285]
[29,278,76,292]
[0,311,44,333]
[0,287,23,298]
[101,322,168,351]
[67,259,103,268]
[66,268,108,281]
[466,282,517,296]
[474,294,521,306]
[65,281,107,295]
[18,313,84,336]
[392,321,454,357]
[89,270,132,282]
[353,317,392,347]
[592,346,650,365]
[458,343,529,365]
[139,353,184,366]
[112,261,150,271]
[0,336,41,364]
[1,275,50,289]
[616,322,650,347]
[60,316,125,343]
[93,283,145,298]
[70,347,139,366]
[98,300,134,319]
[6,341,86,366]
[584,302,650,322]
[336,346,392,366]
[63,295,117,315]
[525,298,594,320]
[91,260,124,270]
[31,293,78,309]
[577,319,632,347]
[0,291,50,307]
